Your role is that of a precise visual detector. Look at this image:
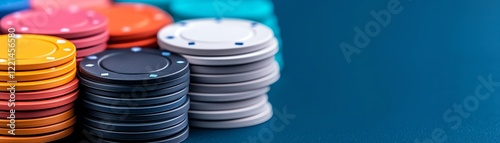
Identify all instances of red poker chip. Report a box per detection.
[77,43,107,58]
[0,103,74,119]
[0,91,79,111]
[0,78,79,101]
[71,30,109,49]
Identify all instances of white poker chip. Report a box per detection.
[177,38,278,66]
[157,18,275,56]
[190,94,268,111]
[188,98,268,120]
[189,103,273,129]
[189,66,280,93]
[190,57,275,74]
[191,62,278,84]
[189,87,269,102]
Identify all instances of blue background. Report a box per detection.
[185,0,500,142]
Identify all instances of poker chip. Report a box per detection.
[83,86,188,106]
[0,116,76,135]
[190,57,274,74]
[189,96,268,120]
[0,68,76,91]
[190,94,268,111]
[179,38,278,65]
[169,0,274,22]
[82,113,186,132]
[191,62,278,84]
[0,127,74,143]
[158,18,280,128]
[82,95,186,114]
[0,34,76,70]
[0,79,78,100]
[0,91,78,111]
[76,43,107,58]
[82,119,187,141]
[31,0,112,10]
[0,58,76,82]
[158,18,274,56]
[190,68,280,93]
[0,109,74,128]
[84,97,189,123]
[0,103,74,119]
[79,48,189,85]
[1,9,107,38]
[189,87,269,102]
[114,0,171,12]
[189,103,273,129]
[79,48,190,142]
[71,30,110,49]
[0,0,30,18]
[96,3,172,48]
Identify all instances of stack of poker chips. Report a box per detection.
[113,0,171,12]
[0,8,109,63]
[78,48,190,142]
[168,0,285,70]
[31,0,113,10]
[0,0,30,19]
[96,3,173,49]
[0,34,78,142]
[158,18,279,128]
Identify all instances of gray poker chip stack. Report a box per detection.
[158,18,279,128]
[78,48,190,142]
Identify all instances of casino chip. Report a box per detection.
[158,18,279,128]
[113,0,171,12]
[0,0,30,19]
[96,3,173,48]
[78,48,190,142]
[0,8,109,61]
[168,0,285,70]
[31,0,113,10]
[0,34,78,142]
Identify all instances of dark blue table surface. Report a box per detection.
[185,0,500,142]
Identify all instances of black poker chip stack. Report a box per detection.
[77,47,190,143]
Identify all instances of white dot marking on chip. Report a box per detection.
[56,40,67,44]
[46,57,55,60]
[0,59,6,63]
[85,64,94,67]
[101,73,109,76]
[61,28,70,32]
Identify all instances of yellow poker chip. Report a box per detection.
[0,58,76,81]
[0,34,76,71]
[0,68,77,91]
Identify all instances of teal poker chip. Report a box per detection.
[169,0,274,22]
[0,0,30,18]
[113,0,171,12]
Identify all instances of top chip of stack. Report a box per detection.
[96,3,173,49]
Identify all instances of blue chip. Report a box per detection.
[0,0,30,18]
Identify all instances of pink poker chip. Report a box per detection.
[76,43,107,58]
[0,8,108,39]
[31,0,112,10]
[71,30,109,49]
